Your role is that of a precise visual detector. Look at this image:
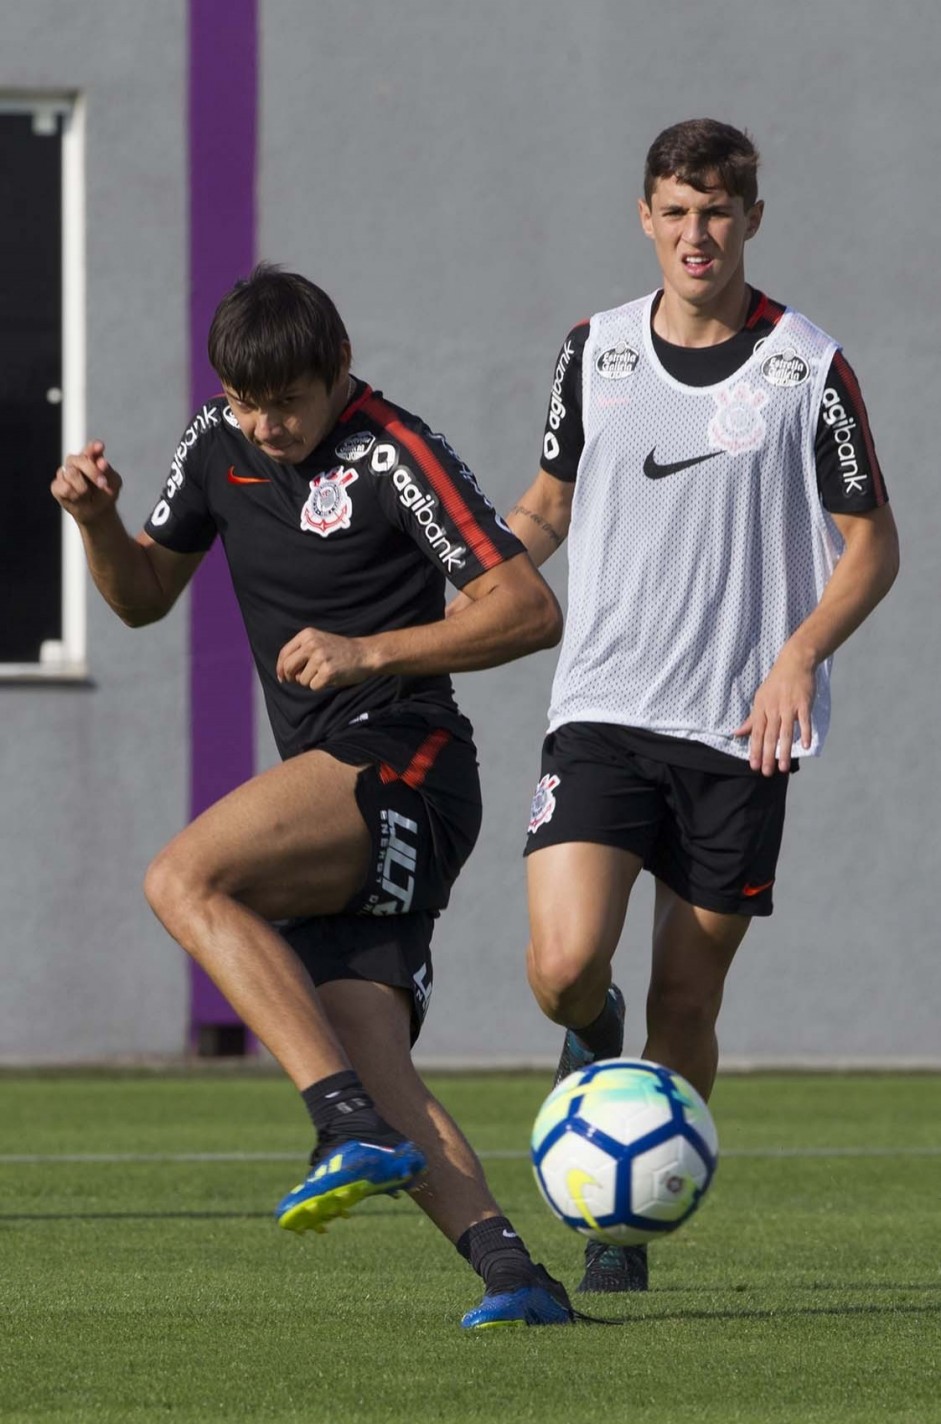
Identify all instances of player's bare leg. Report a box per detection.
[526,842,648,1293]
[644,880,751,1101]
[525,842,643,1030]
[144,749,371,1087]
[319,978,572,1326]
[320,979,506,1240]
[146,751,427,1230]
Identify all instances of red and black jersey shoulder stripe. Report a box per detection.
[830,351,888,505]
[745,290,786,331]
[361,394,505,568]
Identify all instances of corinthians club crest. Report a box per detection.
[707,382,768,455]
[528,773,561,834]
[300,466,358,536]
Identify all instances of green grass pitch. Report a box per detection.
[0,1070,939,1422]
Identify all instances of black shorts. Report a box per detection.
[278,705,482,1044]
[324,705,483,916]
[280,911,435,1046]
[523,722,791,916]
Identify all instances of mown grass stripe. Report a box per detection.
[1,1145,940,1164]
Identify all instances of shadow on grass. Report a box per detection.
[652,1279,941,1294]
[0,1205,406,1222]
[578,1298,941,1327]
[0,1210,273,1221]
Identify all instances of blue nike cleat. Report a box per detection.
[461,1269,574,1329]
[275,1138,426,1234]
[554,983,626,1086]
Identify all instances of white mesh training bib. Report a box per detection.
[547,293,843,761]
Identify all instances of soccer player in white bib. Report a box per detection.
[508,119,899,1293]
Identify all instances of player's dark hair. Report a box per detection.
[208,263,350,399]
[644,119,760,210]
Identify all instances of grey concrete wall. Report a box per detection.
[0,1,190,1060]
[1,0,937,1064]
[258,0,939,1066]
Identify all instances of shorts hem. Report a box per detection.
[650,869,774,918]
[523,831,650,859]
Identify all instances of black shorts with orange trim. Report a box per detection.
[523,722,791,917]
[277,704,482,1043]
[322,703,482,916]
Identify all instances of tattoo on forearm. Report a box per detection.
[509,504,564,548]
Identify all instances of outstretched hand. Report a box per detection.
[734,647,815,775]
[51,441,123,524]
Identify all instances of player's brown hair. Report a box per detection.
[208,263,349,399]
[644,119,760,210]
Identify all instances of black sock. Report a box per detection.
[455,1216,541,1293]
[572,989,622,1059]
[300,1071,404,1151]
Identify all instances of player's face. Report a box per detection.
[638,174,763,310]
[224,349,352,464]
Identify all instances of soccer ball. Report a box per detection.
[530,1058,718,1245]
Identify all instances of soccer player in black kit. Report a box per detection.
[51,265,573,1329]
[463,120,900,1296]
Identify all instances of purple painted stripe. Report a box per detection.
[187,0,258,1045]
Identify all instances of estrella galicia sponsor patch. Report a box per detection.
[335,430,375,462]
[528,773,561,834]
[300,467,358,536]
[595,343,639,380]
[760,348,810,387]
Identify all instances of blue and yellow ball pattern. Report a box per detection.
[531,1057,718,1245]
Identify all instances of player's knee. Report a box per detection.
[527,940,600,1022]
[143,845,204,933]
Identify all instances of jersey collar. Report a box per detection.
[338,377,374,423]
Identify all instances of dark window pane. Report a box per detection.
[0,112,62,662]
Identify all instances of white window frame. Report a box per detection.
[0,93,86,680]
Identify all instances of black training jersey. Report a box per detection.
[144,379,525,760]
[541,289,888,513]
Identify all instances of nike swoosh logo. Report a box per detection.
[565,1167,605,1235]
[742,878,775,898]
[227,466,270,485]
[643,449,721,479]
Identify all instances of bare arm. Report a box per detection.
[736,504,900,775]
[504,467,575,566]
[51,441,206,625]
[445,467,574,621]
[277,551,562,689]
